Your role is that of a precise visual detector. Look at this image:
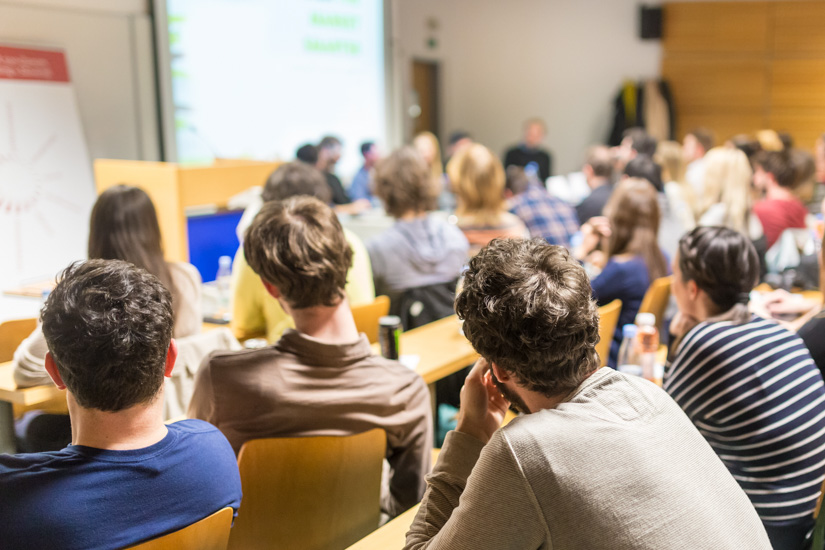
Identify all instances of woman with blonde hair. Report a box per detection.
[447,143,528,254]
[575,178,669,367]
[696,147,764,242]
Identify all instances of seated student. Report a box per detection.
[190,196,432,518]
[505,166,578,248]
[14,185,202,389]
[613,126,657,175]
[0,260,241,550]
[367,147,468,297]
[574,178,668,368]
[232,162,375,343]
[317,135,370,215]
[449,143,529,255]
[625,154,683,258]
[753,150,807,249]
[349,141,381,204]
[682,127,714,196]
[665,226,825,550]
[575,145,614,223]
[404,238,771,550]
[503,117,553,182]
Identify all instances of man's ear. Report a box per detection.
[261,279,281,300]
[491,361,511,383]
[164,339,178,378]
[44,352,66,390]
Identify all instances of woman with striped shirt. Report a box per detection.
[665,226,825,550]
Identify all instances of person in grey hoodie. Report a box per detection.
[368,146,469,296]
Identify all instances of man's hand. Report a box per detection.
[456,358,509,445]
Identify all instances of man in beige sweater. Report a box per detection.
[405,238,771,550]
[189,196,432,518]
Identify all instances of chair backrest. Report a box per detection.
[390,281,457,331]
[351,296,390,344]
[639,275,673,332]
[127,507,233,550]
[596,299,622,367]
[229,429,387,550]
[0,318,37,363]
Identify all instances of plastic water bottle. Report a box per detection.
[616,324,642,377]
[216,255,232,319]
[636,313,661,385]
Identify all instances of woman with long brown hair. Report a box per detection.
[14,185,203,388]
[575,177,668,367]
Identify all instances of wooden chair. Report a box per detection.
[0,318,37,363]
[128,507,233,550]
[810,477,825,549]
[229,429,387,550]
[351,296,390,344]
[596,300,622,367]
[639,275,673,332]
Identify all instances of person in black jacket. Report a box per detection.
[503,118,553,183]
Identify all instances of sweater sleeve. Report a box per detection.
[405,429,547,550]
[12,326,52,388]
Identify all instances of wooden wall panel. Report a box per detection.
[774,2,825,55]
[676,112,767,144]
[662,58,768,111]
[662,2,770,54]
[771,59,825,109]
[664,1,825,152]
[769,111,825,150]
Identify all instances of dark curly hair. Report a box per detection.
[455,238,600,397]
[41,259,174,412]
[678,226,759,324]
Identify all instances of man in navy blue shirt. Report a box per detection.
[0,259,241,550]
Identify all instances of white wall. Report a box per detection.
[0,0,160,162]
[393,0,663,174]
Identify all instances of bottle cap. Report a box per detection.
[218,255,232,267]
[622,324,638,339]
[636,313,656,327]
[379,315,402,327]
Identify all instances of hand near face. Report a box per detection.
[456,358,509,445]
[670,311,700,340]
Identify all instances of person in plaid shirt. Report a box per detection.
[506,165,579,248]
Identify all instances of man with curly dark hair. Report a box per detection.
[0,260,241,550]
[405,238,771,550]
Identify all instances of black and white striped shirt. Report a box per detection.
[664,315,825,524]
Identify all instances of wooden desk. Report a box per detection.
[0,361,65,453]
[346,504,419,550]
[377,316,479,385]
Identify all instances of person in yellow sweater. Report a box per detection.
[231,162,375,343]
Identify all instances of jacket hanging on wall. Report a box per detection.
[607,79,675,146]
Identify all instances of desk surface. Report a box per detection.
[346,504,419,550]
[0,361,64,406]
[380,316,478,385]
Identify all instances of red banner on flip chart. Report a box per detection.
[0,46,70,83]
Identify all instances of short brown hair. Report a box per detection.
[261,162,331,203]
[373,146,438,218]
[686,128,715,153]
[754,150,795,188]
[584,146,613,178]
[455,238,600,397]
[244,196,352,309]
